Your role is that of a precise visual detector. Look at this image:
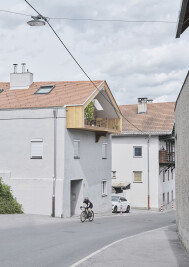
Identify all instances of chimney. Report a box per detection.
[138,97,148,113]
[137,98,153,114]
[10,63,33,90]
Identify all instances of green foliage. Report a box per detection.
[84,101,95,122]
[0,178,23,214]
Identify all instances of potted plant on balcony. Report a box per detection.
[84,102,94,125]
[114,124,118,130]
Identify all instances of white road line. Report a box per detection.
[70,224,176,267]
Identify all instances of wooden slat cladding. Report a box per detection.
[66,106,84,128]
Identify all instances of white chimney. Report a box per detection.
[138,97,148,113]
[10,63,33,89]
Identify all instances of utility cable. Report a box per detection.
[0,9,176,24]
[24,0,144,134]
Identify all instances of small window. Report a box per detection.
[102,143,107,159]
[163,193,165,203]
[133,171,142,182]
[31,139,43,159]
[171,170,174,180]
[74,140,80,159]
[35,85,55,94]
[167,192,169,204]
[134,146,142,157]
[163,170,165,182]
[112,171,116,179]
[101,180,107,196]
[171,190,173,201]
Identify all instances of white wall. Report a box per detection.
[112,135,159,210]
[63,129,112,217]
[0,108,66,216]
[159,167,175,209]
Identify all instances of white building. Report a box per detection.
[112,98,175,211]
[0,64,121,217]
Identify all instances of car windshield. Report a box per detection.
[112,196,119,202]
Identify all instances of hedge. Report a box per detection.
[0,178,23,214]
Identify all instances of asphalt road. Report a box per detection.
[0,211,176,267]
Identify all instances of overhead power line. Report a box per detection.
[0,9,176,24]
[24,0,145,134]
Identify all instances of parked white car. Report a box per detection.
[112,195,130,213]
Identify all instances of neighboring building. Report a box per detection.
[175,0,189,251]
[112,98,175,211]
[0,64,121,217]
[175,71,189,251]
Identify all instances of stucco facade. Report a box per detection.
[112,135,175,210]
[175,73,189,251]
[0,107,112,217]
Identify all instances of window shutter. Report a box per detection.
[74,140,80,159]
[31,139,43,159]
[102,143,107,159]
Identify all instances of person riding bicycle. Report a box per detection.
[81,197,93,216]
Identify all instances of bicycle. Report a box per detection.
[80,207,94,222]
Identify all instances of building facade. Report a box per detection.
[175,71,189,251]
[112,98,175,211]
[0,64,121,217]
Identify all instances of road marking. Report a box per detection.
[70,224,176,267]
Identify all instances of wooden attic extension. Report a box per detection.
[66,81,122,135]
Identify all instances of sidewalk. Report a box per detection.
[72,224,189,267]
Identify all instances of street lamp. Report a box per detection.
[27,15,46,26]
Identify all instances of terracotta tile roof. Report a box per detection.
[0,81,103,109]
[120,102,175,134]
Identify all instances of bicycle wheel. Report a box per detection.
[89,211,94,222]
[80,211,86,222]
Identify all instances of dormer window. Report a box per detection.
[35,85,55,94]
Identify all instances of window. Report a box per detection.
[133,171,142,182]
[168,170,169,181]
[171,170,174,180]
[74,140,80,159]
[0,88,4,93]
[167,192,169,204]
[31,139,43,159]
[171,190,173,201]
[120,197,127,202]
[134,146,142,157]
[35,85,55,94]
[112,171,116,179]
[163,170,165,182]
[102,143,107,159]
[163,193,165,203]
[101,180,107,196]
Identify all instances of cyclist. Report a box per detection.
[81,197,93,216]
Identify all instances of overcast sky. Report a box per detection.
[0,0,187,104]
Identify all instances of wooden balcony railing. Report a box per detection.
[159,150,175,164]
[84,118,120,131]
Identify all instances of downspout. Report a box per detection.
[147,134,151,210]
[52,109,58,217]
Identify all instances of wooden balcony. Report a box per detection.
[66,106,121,134]
[159,150,175,165]
[84,118,120,133]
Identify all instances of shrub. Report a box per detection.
[0,178,23,214]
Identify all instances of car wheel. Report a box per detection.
[126,205,130,213]
[114,206,118,213]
